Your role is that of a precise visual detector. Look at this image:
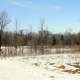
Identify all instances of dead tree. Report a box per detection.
[19,29,24,55]
[39,19,45,55]
[14,19,18,56]
[0,11,10,55]
[29,26,33,55]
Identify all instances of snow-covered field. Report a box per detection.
[0,53,80,80]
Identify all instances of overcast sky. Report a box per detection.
[0,0,80,33]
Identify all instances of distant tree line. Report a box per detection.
[0,10,80,56]
[1,29,80,47]
[0,11,80,48]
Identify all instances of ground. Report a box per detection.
[0,53,80,80]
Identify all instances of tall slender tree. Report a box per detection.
[14,19,18,56]
[0,11,10,53]
[40,19,45,54]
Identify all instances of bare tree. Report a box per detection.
[0,11,10,54]
[30,26,33,55]
[39,19,45,54]
[19,29,24,55]
[14,19,18,56]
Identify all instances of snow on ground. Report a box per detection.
[0,53,80,80]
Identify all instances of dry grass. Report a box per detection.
[56,65,65,69]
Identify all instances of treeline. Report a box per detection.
[1,30,80,47]
[0,10,80,56]
[1,10,80,48]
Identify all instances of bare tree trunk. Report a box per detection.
[14,20,18,56]
[0,30,2,55]
[0,30,2,52]
[0,11,10,56]
[40,19,45,55]
[30,26,33,55]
